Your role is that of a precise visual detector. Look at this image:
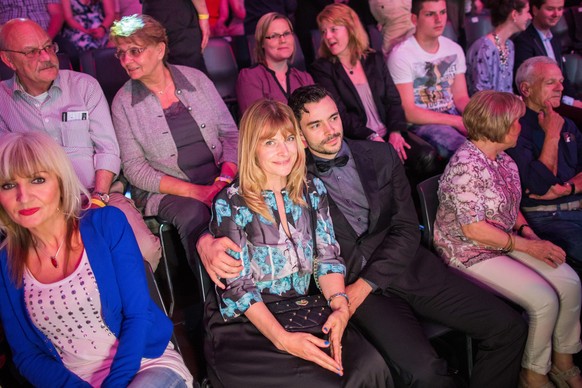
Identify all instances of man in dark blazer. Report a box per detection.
[197,86,526,387]
[513,0,581,104]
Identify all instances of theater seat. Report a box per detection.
[79,48,129,106]
[464,14,493,49]
[203,37,240,120]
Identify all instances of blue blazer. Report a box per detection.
[0,207,173,387]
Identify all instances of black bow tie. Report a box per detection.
[315,155,349,173]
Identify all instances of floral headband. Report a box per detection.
[110,14,145,37]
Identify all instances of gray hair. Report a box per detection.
[515,56,559,93]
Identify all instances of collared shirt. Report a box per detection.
[0,0,61,31]
[534,26,556,60]
[506,107,582,207]
[0,70,121,189]
[312,141,370,238]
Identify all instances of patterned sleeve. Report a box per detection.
[438,150,487,226]
[210,189,262,321]
[466,38,494,94]
[308,177,346,278]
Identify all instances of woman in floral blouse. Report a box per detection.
[434,91,582,388]
[204,99,391,387]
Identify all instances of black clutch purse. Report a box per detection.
[266,294,331,335]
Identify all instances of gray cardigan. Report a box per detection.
[112,65,238,215]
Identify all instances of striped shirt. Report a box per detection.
[0,0,61,31]
[0,70,120,189]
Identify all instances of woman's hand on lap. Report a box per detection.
[278,332,343,375]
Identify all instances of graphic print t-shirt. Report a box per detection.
[388,36,466,113]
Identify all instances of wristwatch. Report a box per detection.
[93,192,110,204]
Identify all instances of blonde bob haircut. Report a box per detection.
[316,3,372,65]
[0,132,89,286]
[238,99,307,221]
[254,12,295,65]
[109,14,170,63]
[463,91,525,143]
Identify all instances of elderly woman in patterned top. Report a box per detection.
[434,91,582,388]
[204,99,391,387]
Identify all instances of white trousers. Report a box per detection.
[455,251,582,374]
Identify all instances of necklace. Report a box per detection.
[156,82,170,95]
[492,33,509,66]
[341,61,356,75]
[33,238,65,268]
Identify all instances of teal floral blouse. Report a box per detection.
[210,177,345,320]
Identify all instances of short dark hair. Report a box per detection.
[488,0,529,26]
[529,0,546,11]
[289,85,334,122]
[411,0,441,15]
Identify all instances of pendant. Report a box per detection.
[349,70,354,75]
[50,256,59,268]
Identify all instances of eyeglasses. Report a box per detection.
[264,31,293,41]
[114,46,147,60]
[1,42,59,59]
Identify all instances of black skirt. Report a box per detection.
[204,292,393,388]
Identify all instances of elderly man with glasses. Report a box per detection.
[0,18,162,271]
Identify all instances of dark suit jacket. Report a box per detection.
[513,23,576,97]
[307,139,447,295]
[310,52,407,141]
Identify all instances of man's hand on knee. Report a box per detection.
[196,233,242,289]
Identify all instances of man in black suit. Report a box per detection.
[513,0,581,105]
[197,86,526,387]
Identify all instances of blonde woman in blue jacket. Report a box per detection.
[0,132,193,387]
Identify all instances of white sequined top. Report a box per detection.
[24,250,193,387]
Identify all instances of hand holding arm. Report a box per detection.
[395,83,468,135]
[196,233,242,288]
[46,3,65,39]
[344,278,373,318]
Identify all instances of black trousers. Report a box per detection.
[352,268,527,388]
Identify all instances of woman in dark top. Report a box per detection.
[110,15,238,286]
[311,3,438,175]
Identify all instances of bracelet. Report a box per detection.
[327,292,350,307]
[517,224,530,236]
[215,175,233,184]
[500,232,514,253]
[569,182,576,196]
[367,132,380,141]
[90,198,106,208]
[198,13,210,20]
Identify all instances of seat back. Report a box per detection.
[229,34,252,69]
[203,37,240,120]
[443,21,459,43]
[464,14,493,48]
[310,29,322,63]
[366,24,383,51]
[79,48,129,105]
[416,174,442,249]
[552,13,574,53]
[246,33,307,71]
[563,52,582,91]
[143,260,181,354]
